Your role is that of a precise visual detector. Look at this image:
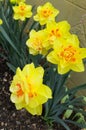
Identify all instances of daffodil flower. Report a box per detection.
[10,63,52,115]
[46,21,71,45]
[34,2,59,25]
[26,29,50,55]
[13,2,32,21]
[47,35,86,74]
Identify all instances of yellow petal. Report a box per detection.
[71,61,85,72]
[57,21,70,32]
[28,97,40,108]
[29,48,38,55]
[29,66,44,88]
[26,105,42,115]
[10,93,24,103]
[10,84,19,93]
[22,63,35,77]
[15,102,25,110]
[58,65,70,74]
[66,34,79,47]
[25,93,29,104]
[47,51,59,64]
[80,48,86,58]
[27,84,52,108]
[38,85,52,99]
[28,94,49,108]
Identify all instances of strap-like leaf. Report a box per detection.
[0,26,20,56]
[53,117,71,130]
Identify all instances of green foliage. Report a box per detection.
[0,0,40,72]
[43,70,86,129]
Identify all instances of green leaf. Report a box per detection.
[65,119,86,128]
[6,62,16,73]
[0,26,20,56]
[53,117,71,130]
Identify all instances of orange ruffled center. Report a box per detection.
[41,9,53,18]
[60,45,77,62]
[32,37,43,51]
[50,28,61,38]
[19,5,26,16]
[17,83,24,97]
[28,84,37,98]
[16,83,37,99]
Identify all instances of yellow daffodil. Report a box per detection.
[10,0,25,4]
[13,2,32,21]
[47,35,86,74]
[0,19,3,25]
[26,29,50,55]
[34,2,59,25]
[10,63,52,115]
[46,21,71,45]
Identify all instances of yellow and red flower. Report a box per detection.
[10,63,52,115]
[46,21,71,45]
[47,35,86,74]
[13,2,32,21]
[26,29,50,55]
[34,2,59,25]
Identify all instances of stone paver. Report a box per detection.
[65,0,86,10]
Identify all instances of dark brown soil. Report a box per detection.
[0,47,81,130]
